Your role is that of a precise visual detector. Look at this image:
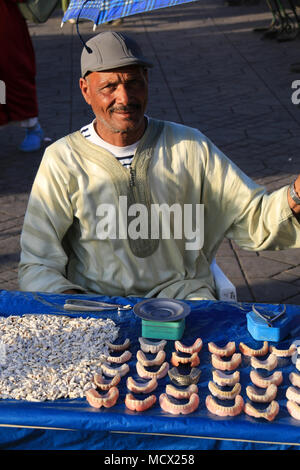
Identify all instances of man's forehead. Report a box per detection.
[90,65,145,80]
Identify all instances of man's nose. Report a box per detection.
[115,84,131,105]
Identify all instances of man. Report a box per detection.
[18,31,300,300]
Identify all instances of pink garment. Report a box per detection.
[0,0,38,125]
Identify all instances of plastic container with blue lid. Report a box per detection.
[247,304,293,342]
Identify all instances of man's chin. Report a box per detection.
[111,117,144,134]
[95,114,146,139]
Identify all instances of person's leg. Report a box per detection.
[19,117,44,152]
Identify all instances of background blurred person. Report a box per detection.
[0,0,44,152]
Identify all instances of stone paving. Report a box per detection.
[1,0,300,304]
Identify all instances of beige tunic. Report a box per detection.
[18,118,300,300]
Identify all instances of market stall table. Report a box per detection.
[0,289,299,450]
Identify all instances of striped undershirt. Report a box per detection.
[80,119,140,168]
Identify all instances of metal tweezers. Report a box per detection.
[252,304,286,328]
[63,299,132,312]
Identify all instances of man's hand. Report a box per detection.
[288,175,300,216]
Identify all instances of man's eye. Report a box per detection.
[102,84,116,91]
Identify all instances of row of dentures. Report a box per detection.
[134,337,203,414]
[286,345,300,421]
[242,341,281,422]
[243,341,300,421]
[85,337,169,411]
[86,337,204,414]
[85,338,132,408]
[159,338,202,415]
[206,341,277,419]
[206,341,244,417]
[85,337,300,420]
[126,337,169,412]
[206,340,300,421]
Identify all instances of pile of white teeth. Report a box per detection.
[0,314,119,402]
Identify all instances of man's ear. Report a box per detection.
[79,77,92,105]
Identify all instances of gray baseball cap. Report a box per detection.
[81,31,153,77]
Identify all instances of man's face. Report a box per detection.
[79,65,148,144]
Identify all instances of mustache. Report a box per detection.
[109,104,141,113]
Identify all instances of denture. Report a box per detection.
[93,372,121,390]
[211,353,242,371]
[165,383,198,399]
[171,351,200,367]
[289,371,300,388]
[125,393,156,412]
[286,386,300,404]
[208,341,236,357]
[246,384,278,403]
[101,362,129,377]
[212,370,240,387]
[136,361,169,380]
[205,394,244,417]
[136,349,166,367]
[138,337,167,354]
[250,370,283,388]
[126,376,158,394]
[159,392,199,415]
[208,381,241,400]
[168,367,201,386]
[86,386,119,408]
[107,338,131,351]
[250,353,278,371]
[244,400,279,421]
[269,344,297,357]
[239,341,268,357]
[106,350,132,364]
[174,338,203,354]
[287,400,300,420]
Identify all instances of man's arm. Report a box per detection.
[198,134,300,255]
[288,175,300,216]
[18,145,85,294]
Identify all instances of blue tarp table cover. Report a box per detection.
[0,289,299,450]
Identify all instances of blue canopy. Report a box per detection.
[62,0,200,26]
